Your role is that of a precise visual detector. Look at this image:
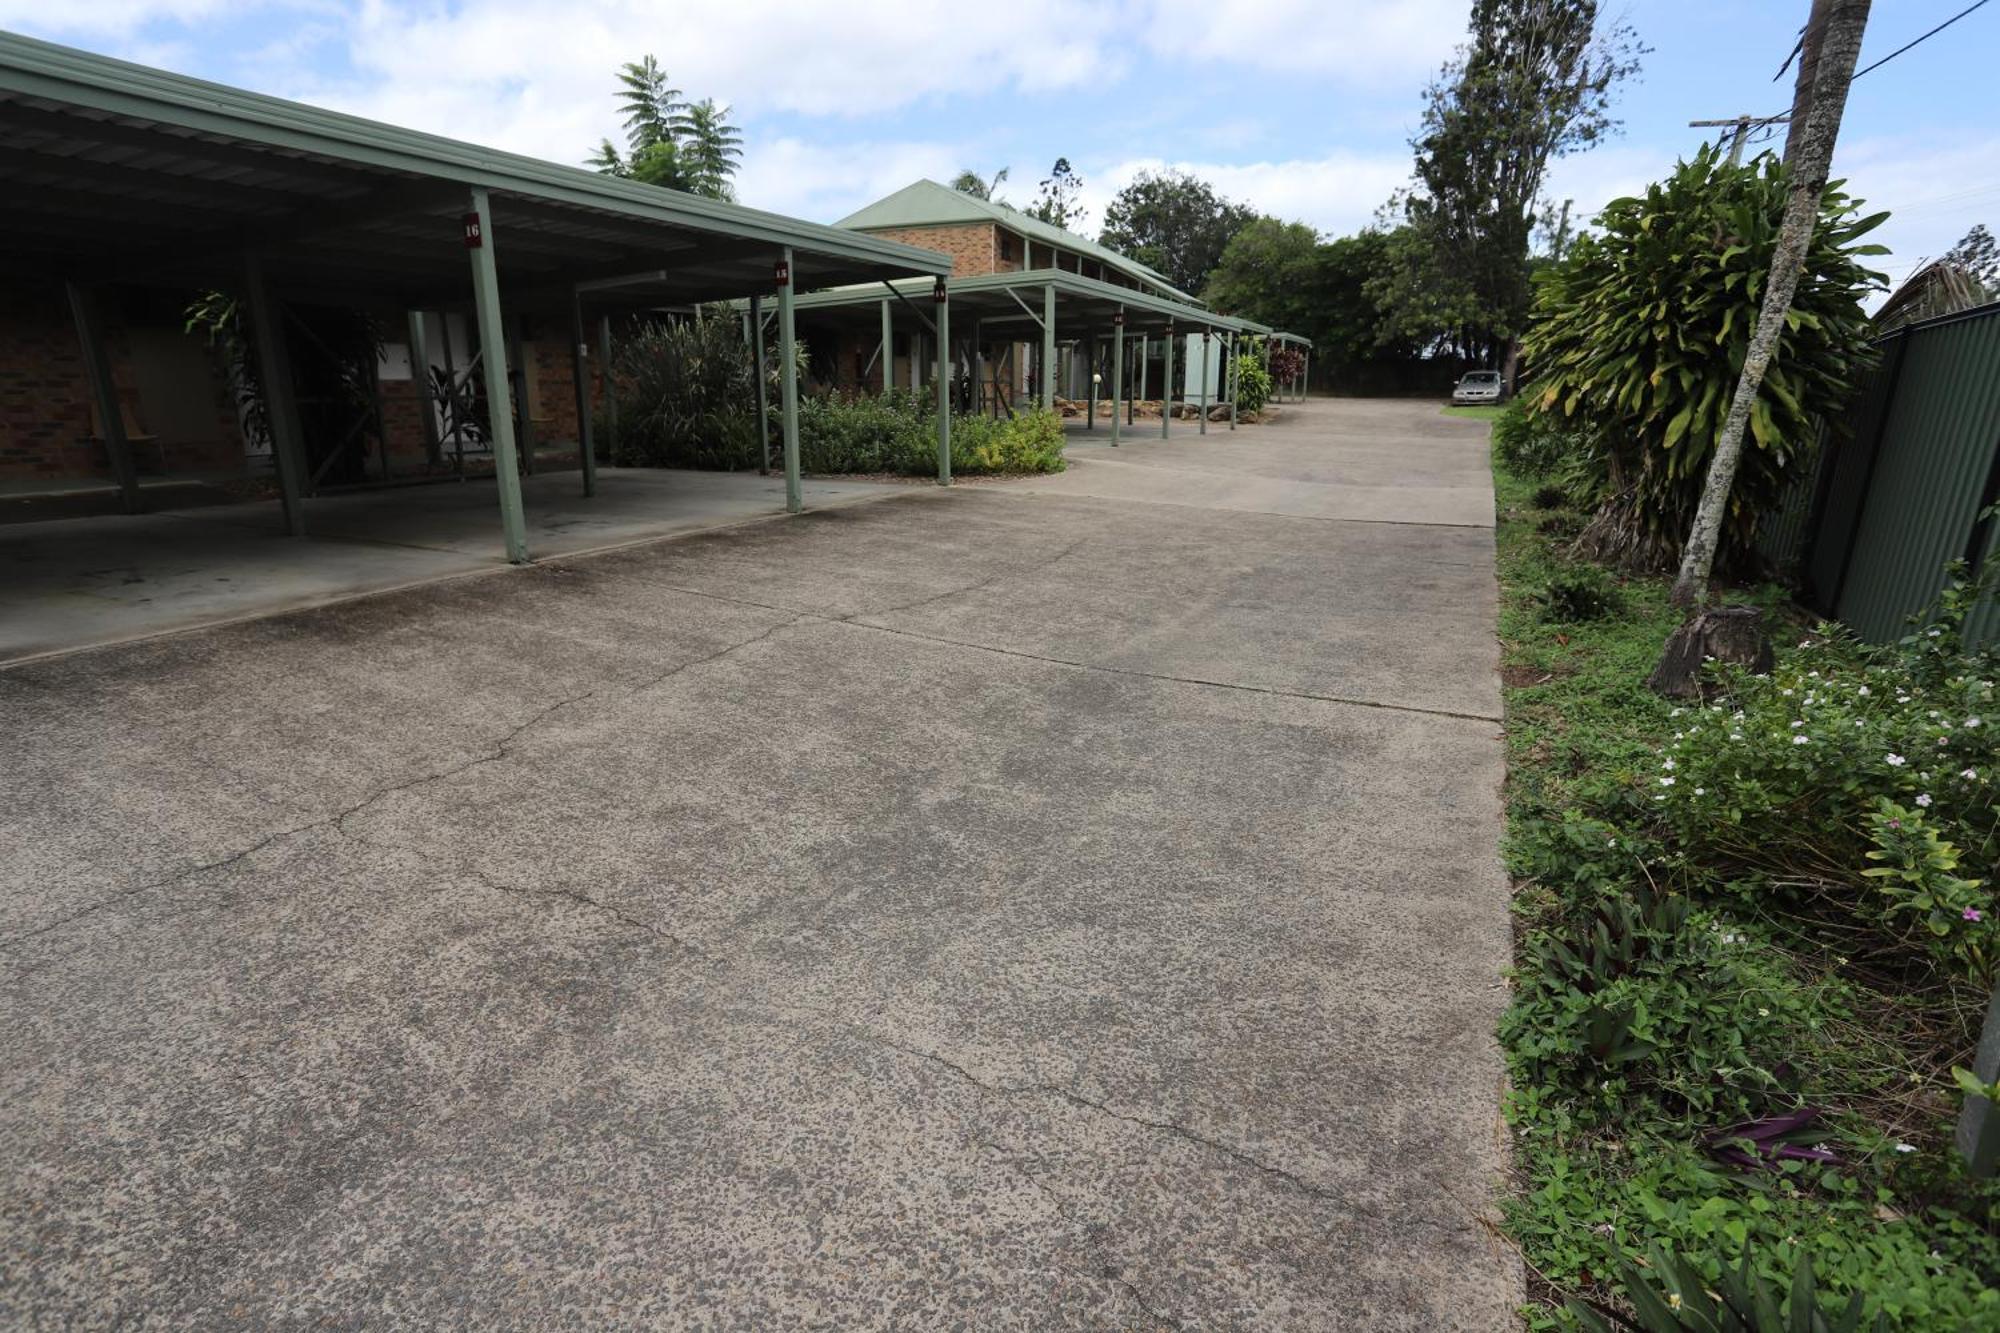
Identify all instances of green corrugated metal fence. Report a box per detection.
[1760,301,2000,648]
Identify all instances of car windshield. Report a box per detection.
[1462,373,1499,385]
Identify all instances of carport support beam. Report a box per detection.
[507,311,536,477]
[1110,313,1123,448]
[750,295,770,476]
[240,257,311,537]
[465,186,530,563]
[880,299,893,395]
[1301,349,1310,401]
[63,281,142,516]
[1161,328,1174,439]
[1042,284,1056,412]
[1138,335,1148,414]
[777,249,802,513]
[1198,331,1210,436]
[1227,332,1238,431]
[569,290,596,497]
[406,311,443,466]
[935,278,952,486]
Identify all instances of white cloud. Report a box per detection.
[1137,0,1463,85]
[1078,150,1415,238]
[735,137,967,222]
[0,0,243,34]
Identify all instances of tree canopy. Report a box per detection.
[1373,0,1643,367]
[950,167,1009,202]
[587,56,742,200]
[1099,170,1256,295]
[1024,158,1086,231]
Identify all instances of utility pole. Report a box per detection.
[1687,115,1787,164]
[1670,0,1871,608]
[1784,0,1834,163]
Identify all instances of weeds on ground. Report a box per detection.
[1489,457,2000,1330]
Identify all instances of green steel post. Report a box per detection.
[880,298,893,395]
[750,295,770,476]
[464,187,530,563]
[598,313,617,452]
[776,249,802,513]
[406,311,443,466]
[1042,284,1056,411]
[1227,332,1238,431]
[973,318,985,417]
[569,290,596,497]
[1110,312,1124,447]
[240,257,311,536]
[1086,339,1095,432]
[1198,330,1210,436]
[934,277,951,486]
[64,281,142,516]
[1301,349,1310,401]
[1161,326,1174,439]
[507,310,536,476]
[1138,335,1148,414]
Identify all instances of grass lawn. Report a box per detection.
[1486,435,2000,1330]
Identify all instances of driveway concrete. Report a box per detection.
[0,398,1516,1330]
[0,468,903,665]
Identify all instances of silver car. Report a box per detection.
[1452,370,1503,405]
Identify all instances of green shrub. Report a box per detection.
[1233,355,1272,414]
[1542,564,1625,623]
[605,315,761,469]
[1504,892,1807,1120]
[1521,144,1885,572]
[1495,395,1588,479]
[1647,630,1996,981]
[1570,1242,1886,1332]
[794,392,1067,477]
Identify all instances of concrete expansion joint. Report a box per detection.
[978,1138,1190,1331]
[867,1032,1498,1245]
[467,868,706,956]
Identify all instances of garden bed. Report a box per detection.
[1488,444,2000,1330]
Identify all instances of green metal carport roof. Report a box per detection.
[0,31,953,561]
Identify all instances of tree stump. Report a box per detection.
[1647,605,1774,699]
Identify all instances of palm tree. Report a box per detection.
[679,99,743,200]
[616,55,682,156]
[951,167,1009,201]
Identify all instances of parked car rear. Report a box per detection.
[1452,371,1503,405]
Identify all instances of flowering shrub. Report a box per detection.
[1647,631,1996,979]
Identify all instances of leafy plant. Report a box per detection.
[1268,345,1306,386]
[606,313,760,468]
[1233,355,1272,414]
[1521,145,1885,572]
[1569,1243,1885,1332]
[1495,394,1590,480]
[1542,563,1625,623]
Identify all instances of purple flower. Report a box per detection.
[1965,907,1984,923]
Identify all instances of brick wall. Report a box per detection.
[1,279,108,484]
[854,223,996,277]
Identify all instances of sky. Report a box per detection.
[5,1,1997,295]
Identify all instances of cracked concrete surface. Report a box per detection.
[1,398,1516,1329]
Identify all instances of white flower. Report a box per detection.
[1793,735,1810,746]
[1757,1007,1771,1017]
[1664,758,1676,769]
[1659,776,1676,786]
[1895,1143,1918,1153]
[1858,685,1871,697]
[1917,794,1933,808]
[1791,720,1805,729]
[1808,671,1820,678]
[1962,768,1979,780]
[1886,753,1907,767]
[1968,717,1983,728]
[1781,688,1794,697]
[1929,629,1942,638]
[1694,787,1706,796]
[1730,733,1744,741]
[1670,708,1684,717]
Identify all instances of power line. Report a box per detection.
[1852,0,1992,80]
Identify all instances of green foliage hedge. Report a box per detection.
[1520,145,1886,572]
